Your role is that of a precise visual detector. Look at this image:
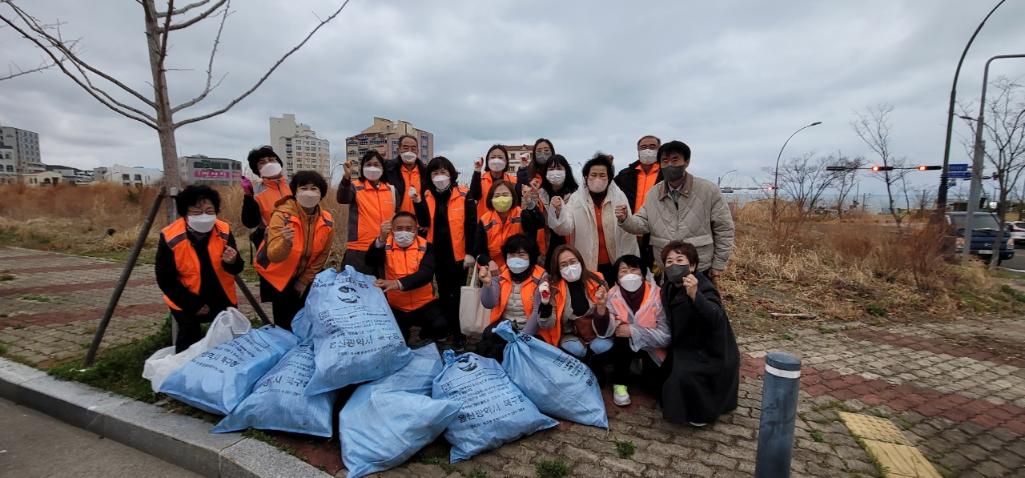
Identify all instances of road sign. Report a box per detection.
[949,163,969,172]
[947,179,957,188]
[948,171,972,179]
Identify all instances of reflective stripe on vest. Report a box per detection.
[607,282,667,364]
[161,218,238,311]
[255,178,291,227]
[426,186,468,259]
[347,179,395,252]
[383,236,434,312]
[481,207,523,269]
[255,209,334,292]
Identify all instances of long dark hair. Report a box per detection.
[548,244,604,286]
[524,138,555,182]
[485,144,510,177]
[540,154,578,197]
[425,156,459,193]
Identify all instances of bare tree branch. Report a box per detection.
[157,0,211,18]
[163,0,226,32]
[172,1,229,114]
[852,103,908,227]
[0,58,54,81]
[175,0,351,129]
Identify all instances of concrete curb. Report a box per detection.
[0,357,331,478]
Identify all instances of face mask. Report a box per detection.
[488,158,507,173]
[507,257,530,274]
[638,149,657,165]
[363,166,383,181]
[187,213,217,233]
[432,174,451,191]
[492,196,513,212]
[587,178,608,194]
[619,273,643,293]
[560,263,582,282]
[296,190,321,209]
[662,164,686,182]
[546,170,565,186]
[400,151,417,164]
[663,264,691,286]
[259,162,282,178]
[393,231,416,248]
[535,152,551,164]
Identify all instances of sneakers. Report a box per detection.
[612,384,631,406]
[688,422,708,427]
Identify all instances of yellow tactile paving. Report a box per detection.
[839,412,942,478]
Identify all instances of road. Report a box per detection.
[1000,245,1025,272]
[0,397,199,478]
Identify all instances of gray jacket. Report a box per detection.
[619,174,735,271]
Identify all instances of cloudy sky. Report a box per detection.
[2,0,1025,197]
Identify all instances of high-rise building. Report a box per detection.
[346,117,434,166]
[269,114,331,178]
[0,144,15,183]
[0,124,44,177]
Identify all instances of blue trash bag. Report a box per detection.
[212,342,336,437]
[339,345,460,478]
[304,267,412,395]
[160,325,298,415]
[432,349,558,462]
[495,321,608,428]
[291,308,313,342]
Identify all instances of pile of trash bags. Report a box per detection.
[145,266,608,477]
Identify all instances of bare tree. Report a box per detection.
[852,103,911,228]
[914,189,935,215]
[775,152,842,214]
[958,76,1025,268]
[825,151,865,215]
[0,0,350,190]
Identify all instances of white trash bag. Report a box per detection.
[143,307,252,392]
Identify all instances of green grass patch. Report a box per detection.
[615,440,636,459]
[810,430,825,442]
[864,303,887,317]
[20,294,53,303]
[465,470,488,478]
[999,284,1025,303]
[535,458,570,478]
[48,317,171,403]
[0,343,7,355]
[414,454,458,474]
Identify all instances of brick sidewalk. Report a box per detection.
[1,246,1023,477]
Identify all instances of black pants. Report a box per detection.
[267,279,309,332]
[171,307,222,353]
[593,337,665,394]
[393,300,447,342]
[475,320,508,362]
[639,234,656,273]
[598,262,617,286]
[435,259,466,341]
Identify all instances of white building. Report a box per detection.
[178,155,242,186]
[0,144,15,183]
[93,165,163,187]
[269,113,331,178]
[0,124,44,176]
[45,164,94,185]
[23,170,63,187]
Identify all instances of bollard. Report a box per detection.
[754,351,802,478]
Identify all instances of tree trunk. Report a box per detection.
[989,186,1009,270]
[884,171,901,228]
[142,0,181,196]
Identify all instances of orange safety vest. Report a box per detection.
[607,282,667,363]
[480,207,524,269]
[552,275,604,347]
[634,163,661,211]
[255,206,334,292]
[383,235,435,312]
[255,177,291,227]
[346,179,395,252]
[426,185,469,259]
[397,165,421,214]
[160,218,238,311]
[477,172,517,219]
[489,265,556,343]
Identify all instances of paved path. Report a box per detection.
[1,246,1024,477]
[0,396,200,477]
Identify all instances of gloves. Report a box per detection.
[241,176,254,196]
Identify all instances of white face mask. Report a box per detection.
[400,151,417,164]
[587,177,608,194]
[560,263,582,282]
[506,257,530,274]
[488,158,507,173]
[638,149,657,165]
[546,170,566,186]
[296,190,321,209]
[432,174,451,191]
[259,162,282,178]
[619,273,643,293]
[363,166,383,181]
[394,231,416,248]
[187,213,216,233]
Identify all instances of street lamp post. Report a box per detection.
[962,54,1025,263]
[718,169,737,187]
[937,0,1008,214]
[772,121,822,221]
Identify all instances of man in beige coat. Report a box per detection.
[616,141,734,280]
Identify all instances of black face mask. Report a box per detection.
[662,164,686,182]
[663,264,691,286]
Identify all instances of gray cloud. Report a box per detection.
[2,0,1025,196]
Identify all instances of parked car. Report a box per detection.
[1010,221,1025,247]
[946,212,1015,263]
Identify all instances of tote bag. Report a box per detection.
[459,268,490,335]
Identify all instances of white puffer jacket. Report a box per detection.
[547,182,639,271]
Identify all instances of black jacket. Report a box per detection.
[614,160,664,211]
[366,240,436,292]
[472,206,545,265]
[660,273,739,425]
[154,229,244,316]
[413,188,478,264]
[385,159,426,207]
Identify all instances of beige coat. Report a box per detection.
[548,183,639,271]
[620,174,734,271]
